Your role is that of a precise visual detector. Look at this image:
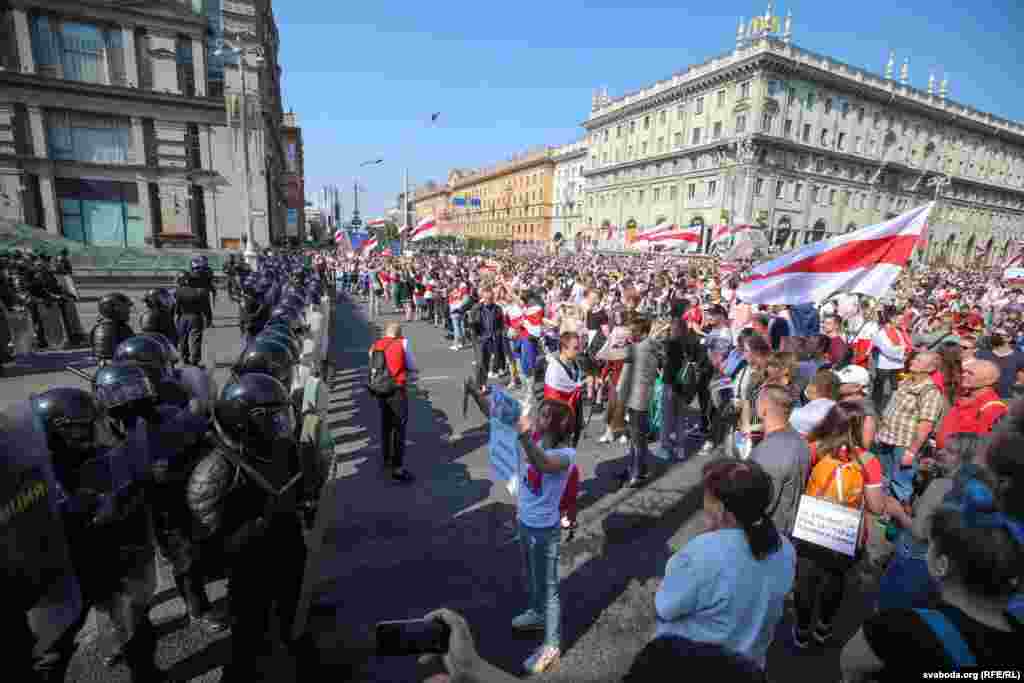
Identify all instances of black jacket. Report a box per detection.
[239,298,268,336]
[663,329,709,401]
[475,303,504,341]
[139,308,177,342]
[91,317,134,362]
[174,286,213,323]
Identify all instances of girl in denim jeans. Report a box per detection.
[513,400,577,675]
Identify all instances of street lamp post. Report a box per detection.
[352,158,382,228]
[216,40,264,267]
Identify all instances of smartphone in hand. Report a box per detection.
[375,618,451,656]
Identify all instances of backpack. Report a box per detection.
[367,339,401,397]
[805,444,872,508]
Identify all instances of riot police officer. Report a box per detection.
[190,255,217,304]
[187,373,317,682]
[114,335,191,408]
[173,271,213,367]
[30,386,162,682]
[91,293,135,365]
[139,288,178,347]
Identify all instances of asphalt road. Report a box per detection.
[0,284,878,682]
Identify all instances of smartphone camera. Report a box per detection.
[375,618,451,657]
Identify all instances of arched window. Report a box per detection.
[810,219,827,243]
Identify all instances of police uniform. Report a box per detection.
[174,284,213,366]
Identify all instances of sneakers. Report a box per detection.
[598,431,613,444]
[524,645,561,675]
[617,434,629,445]
[449,344,460,350]
[511,610,545,632]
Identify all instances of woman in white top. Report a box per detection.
[512,400,577,675]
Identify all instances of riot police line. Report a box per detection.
[1,251,337,682]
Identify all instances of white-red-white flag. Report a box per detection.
[639,225,701,252]
[410,217,438,242]
[712,224,753,245]
[361,236,379,253]
[737,202,934,305]
[367,218,387,228]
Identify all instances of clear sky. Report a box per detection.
[276,0,1024,220]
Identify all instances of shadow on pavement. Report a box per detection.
[1,348,96,379]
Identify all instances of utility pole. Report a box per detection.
[352,178,360,226]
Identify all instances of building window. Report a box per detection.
[713,122,722,139]
[603,130,609,141]
[784,119,793,137]
[815,158,825,173]
[739,81,751,99]
[807,92,815,110]
[707,180,717,197]
[641,141,648,155]
[755,177,764,195]
[813,186,822,203]
[794,183,803,200]
[692,127,701,145]
[855,136,863,153]
[829,189,837,205]
[602,152,608,164]
[803,123,812,142]
[47,109,132,163]
[688,183,696,200]
[674,132,683,147]
[653,188,661,202]
[659,110,666,124]
[657,137,665,152]
[695,97,704,115]
[677,105,685,120]
[627,145,633,158]
[824,98,833,115]
[736,115,747,133]
[630,120,636,134]
[31,16,127,85]
[762,113,773,132]
[787,87,796,106]
[638,190,645,204]
[644,115,651,130]
[776,180,785,199]
[820,129,829,146]
[873,111,881,128]
[857,106,865,123]
[837,132,846,151]
[670,185,678,200]
[617,125,623,138]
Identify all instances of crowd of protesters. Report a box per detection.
[323,244,1023,679]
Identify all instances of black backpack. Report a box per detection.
[367,340,401,397]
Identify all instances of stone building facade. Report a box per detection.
[551,139,587,250]
[582,6,1024,265]
[281,109,304,243]
[0,0,289,251]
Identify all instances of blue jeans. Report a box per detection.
[873,441,916,503]
[451,313,465,345]
[519,522,561,648]
[627,408,650,478]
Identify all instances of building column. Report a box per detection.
[38,175,59,235]
[26,104,47,158]
[192,37,206,96]
[136,179,154,243]
[12,9,35,75]
[122,25,139,87]
[147,31,180,94]
[130,116,145,165]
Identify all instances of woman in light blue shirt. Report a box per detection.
[655,459,796,672]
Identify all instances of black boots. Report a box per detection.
[174,572,229,633]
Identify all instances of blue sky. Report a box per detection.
[276,0,1024,219]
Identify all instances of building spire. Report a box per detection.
[939,77,948,100]
[783,8,792,44]
[765,1,773,21]
[900,57,909,86]
[736,17,746,48]
[885,51,895,80]
[928,72,935,95]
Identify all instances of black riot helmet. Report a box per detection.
[256,328,301,363]
[114,335,173,384]
[92,362,159,432]
[213,373,295,458]
[97,292,133,323]
[282,293,306,311]
[270,305,304,334]
[177,270,193,287]
[234,336,295,387]
[31,387,100,459]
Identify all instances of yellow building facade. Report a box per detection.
[444,149,556,244]
[413,183,451,234]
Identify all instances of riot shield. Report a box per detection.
[0,401,83,655]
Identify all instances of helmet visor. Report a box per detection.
[96,374,156,408]
[249,405,295,441]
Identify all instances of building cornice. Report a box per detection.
[552,148,588,163]
[0,71,226,125]
[13,0,208,37]
[584,39,1024,145]
[450,154,555,191]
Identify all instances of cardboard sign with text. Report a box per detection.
[488,387,522,497]
[791,495,862,558]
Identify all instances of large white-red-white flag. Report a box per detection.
[367,218,387,228]
[361,236,379,253]
[712,224,753,245]
[410,216,438,242]
[635,225,701,252]
[737,202,934,305]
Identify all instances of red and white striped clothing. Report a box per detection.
[424,280,435,300]
[521,304,544,339]
[504,303,523,338]
[449,285,471,312]
[543,356,582,411]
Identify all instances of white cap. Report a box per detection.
[790,399,836,435]
[834,364,871,388]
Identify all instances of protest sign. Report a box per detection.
[791,495,862,558]
[487,387,522,497]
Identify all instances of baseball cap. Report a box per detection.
[790,399,836,436]
[834,365,871,388]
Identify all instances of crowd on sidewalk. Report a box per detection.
[331,246,1023,679]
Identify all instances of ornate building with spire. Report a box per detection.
[581,2,1024,266]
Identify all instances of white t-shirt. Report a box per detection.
[517,446,576,529]
[571,282,587,305]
